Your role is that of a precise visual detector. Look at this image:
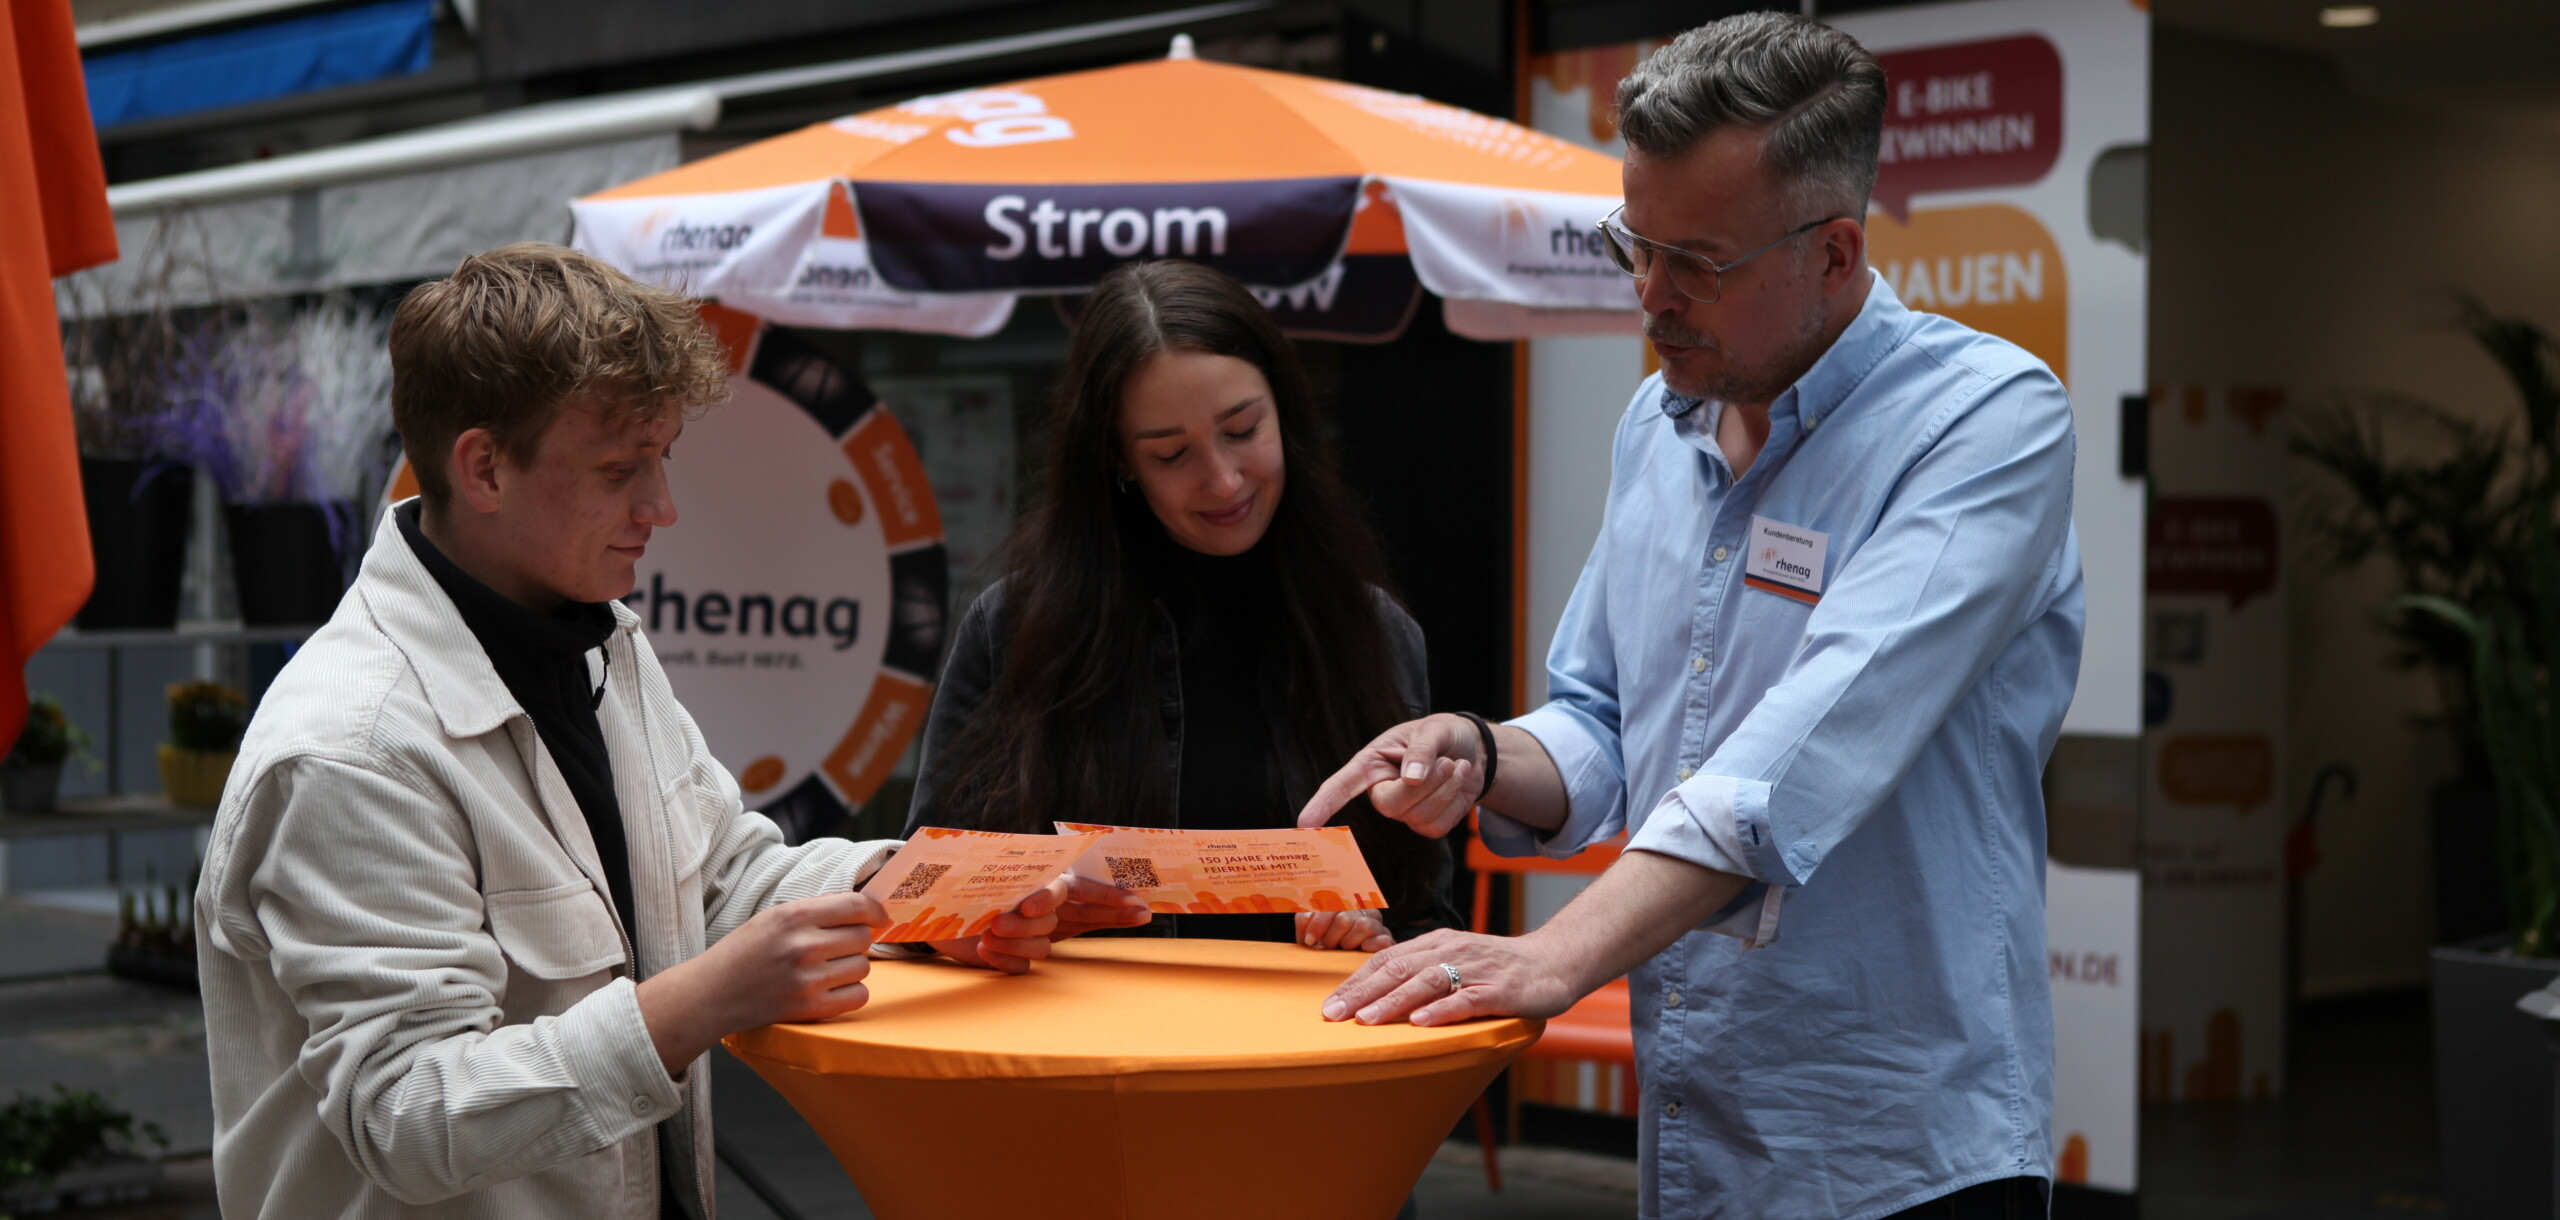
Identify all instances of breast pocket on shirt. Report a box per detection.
[485,880,626,981]
[1737,572,1821,658]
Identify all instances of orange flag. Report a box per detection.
[0,0,117,750]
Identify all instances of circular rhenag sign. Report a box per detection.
[629,320,948,841]
[387,313,948,842]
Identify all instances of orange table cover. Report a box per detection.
[724,937,1541,1220]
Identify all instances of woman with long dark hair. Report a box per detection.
[906,259,1460,950]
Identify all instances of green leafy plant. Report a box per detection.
[0,1086,166,1189]
[2406,512,2560,957]
[2293,300,2560,784]
[4,696,92,770]
[165,682,247,753]
[2348,298,2560,957]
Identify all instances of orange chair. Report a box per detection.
[1462,819,1635,1191]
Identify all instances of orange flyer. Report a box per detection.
[1052,823,1388,916]
[862,827,1097,942]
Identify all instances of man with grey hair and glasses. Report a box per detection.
[1300,11,2081,1218]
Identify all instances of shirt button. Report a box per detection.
[633,1096,654,1117]
[1805,414,1819,431]
[1663,1099,1683,1119]
[1677,766,1694,781]
[1691,655,1706,674]
[1711,545,1730,563]
[1665,989,1682,1008]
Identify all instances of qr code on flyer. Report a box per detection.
[1104,856,1161,890]
[887,862,950,901]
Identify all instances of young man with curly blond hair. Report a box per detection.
[195,244,1072,1218]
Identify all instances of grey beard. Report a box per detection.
[1647,305,1829,406]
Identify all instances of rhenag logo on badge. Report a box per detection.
[1743,515,1829,603]
[1759,546,1812,583]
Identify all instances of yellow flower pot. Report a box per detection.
[158,745,235,809]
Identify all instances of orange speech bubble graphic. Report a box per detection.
[2159,734,2275,816]
[1866,204,2068,385]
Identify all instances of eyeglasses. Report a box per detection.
[1594,207,1845,305]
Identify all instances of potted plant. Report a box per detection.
[63,308,199,632]
[2,695,93,813]
[162,302,393,626]
[0,1086,166,1214]
[2302,300,2560,1218]
[157,681,246,808]
[2291,299,2560,942]
[2409,517,2560,1220]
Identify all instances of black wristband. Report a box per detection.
[1453,711,1500,806]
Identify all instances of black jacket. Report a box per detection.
[905,578,1462,942]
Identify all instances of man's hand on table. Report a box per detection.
[637,889,887,1074]
[932,876,1151,973]
[1320,851,1754,1028]
[1298,909,1393,952]
[1320,928,1584,1027]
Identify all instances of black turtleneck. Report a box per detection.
[395,502,634,940]
[1159,539,1296,943]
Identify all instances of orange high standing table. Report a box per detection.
[724,938,1541,1220]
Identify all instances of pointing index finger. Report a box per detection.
[1297,758,1389,829]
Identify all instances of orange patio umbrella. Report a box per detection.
[573,36,1634,342]
[0,0,117,748]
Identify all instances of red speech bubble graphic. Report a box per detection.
[2148,496,2279,610]
[1871,34,2063,222]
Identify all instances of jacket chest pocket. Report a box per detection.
[661,773,714,885]
[486,881,627,980]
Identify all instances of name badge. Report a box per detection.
[1742,515,1828,605]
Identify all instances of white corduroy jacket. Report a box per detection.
[196,504,899,1219]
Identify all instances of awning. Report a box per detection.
[58,1,1266,318]
[82,0,436,129]
[60,133,686,317]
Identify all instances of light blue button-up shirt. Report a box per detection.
[1483,273,2084,1219]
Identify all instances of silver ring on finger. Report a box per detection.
[1437,962,1463,991]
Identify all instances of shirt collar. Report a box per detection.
[354,500,633,739]
[1654,271,1913,430]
